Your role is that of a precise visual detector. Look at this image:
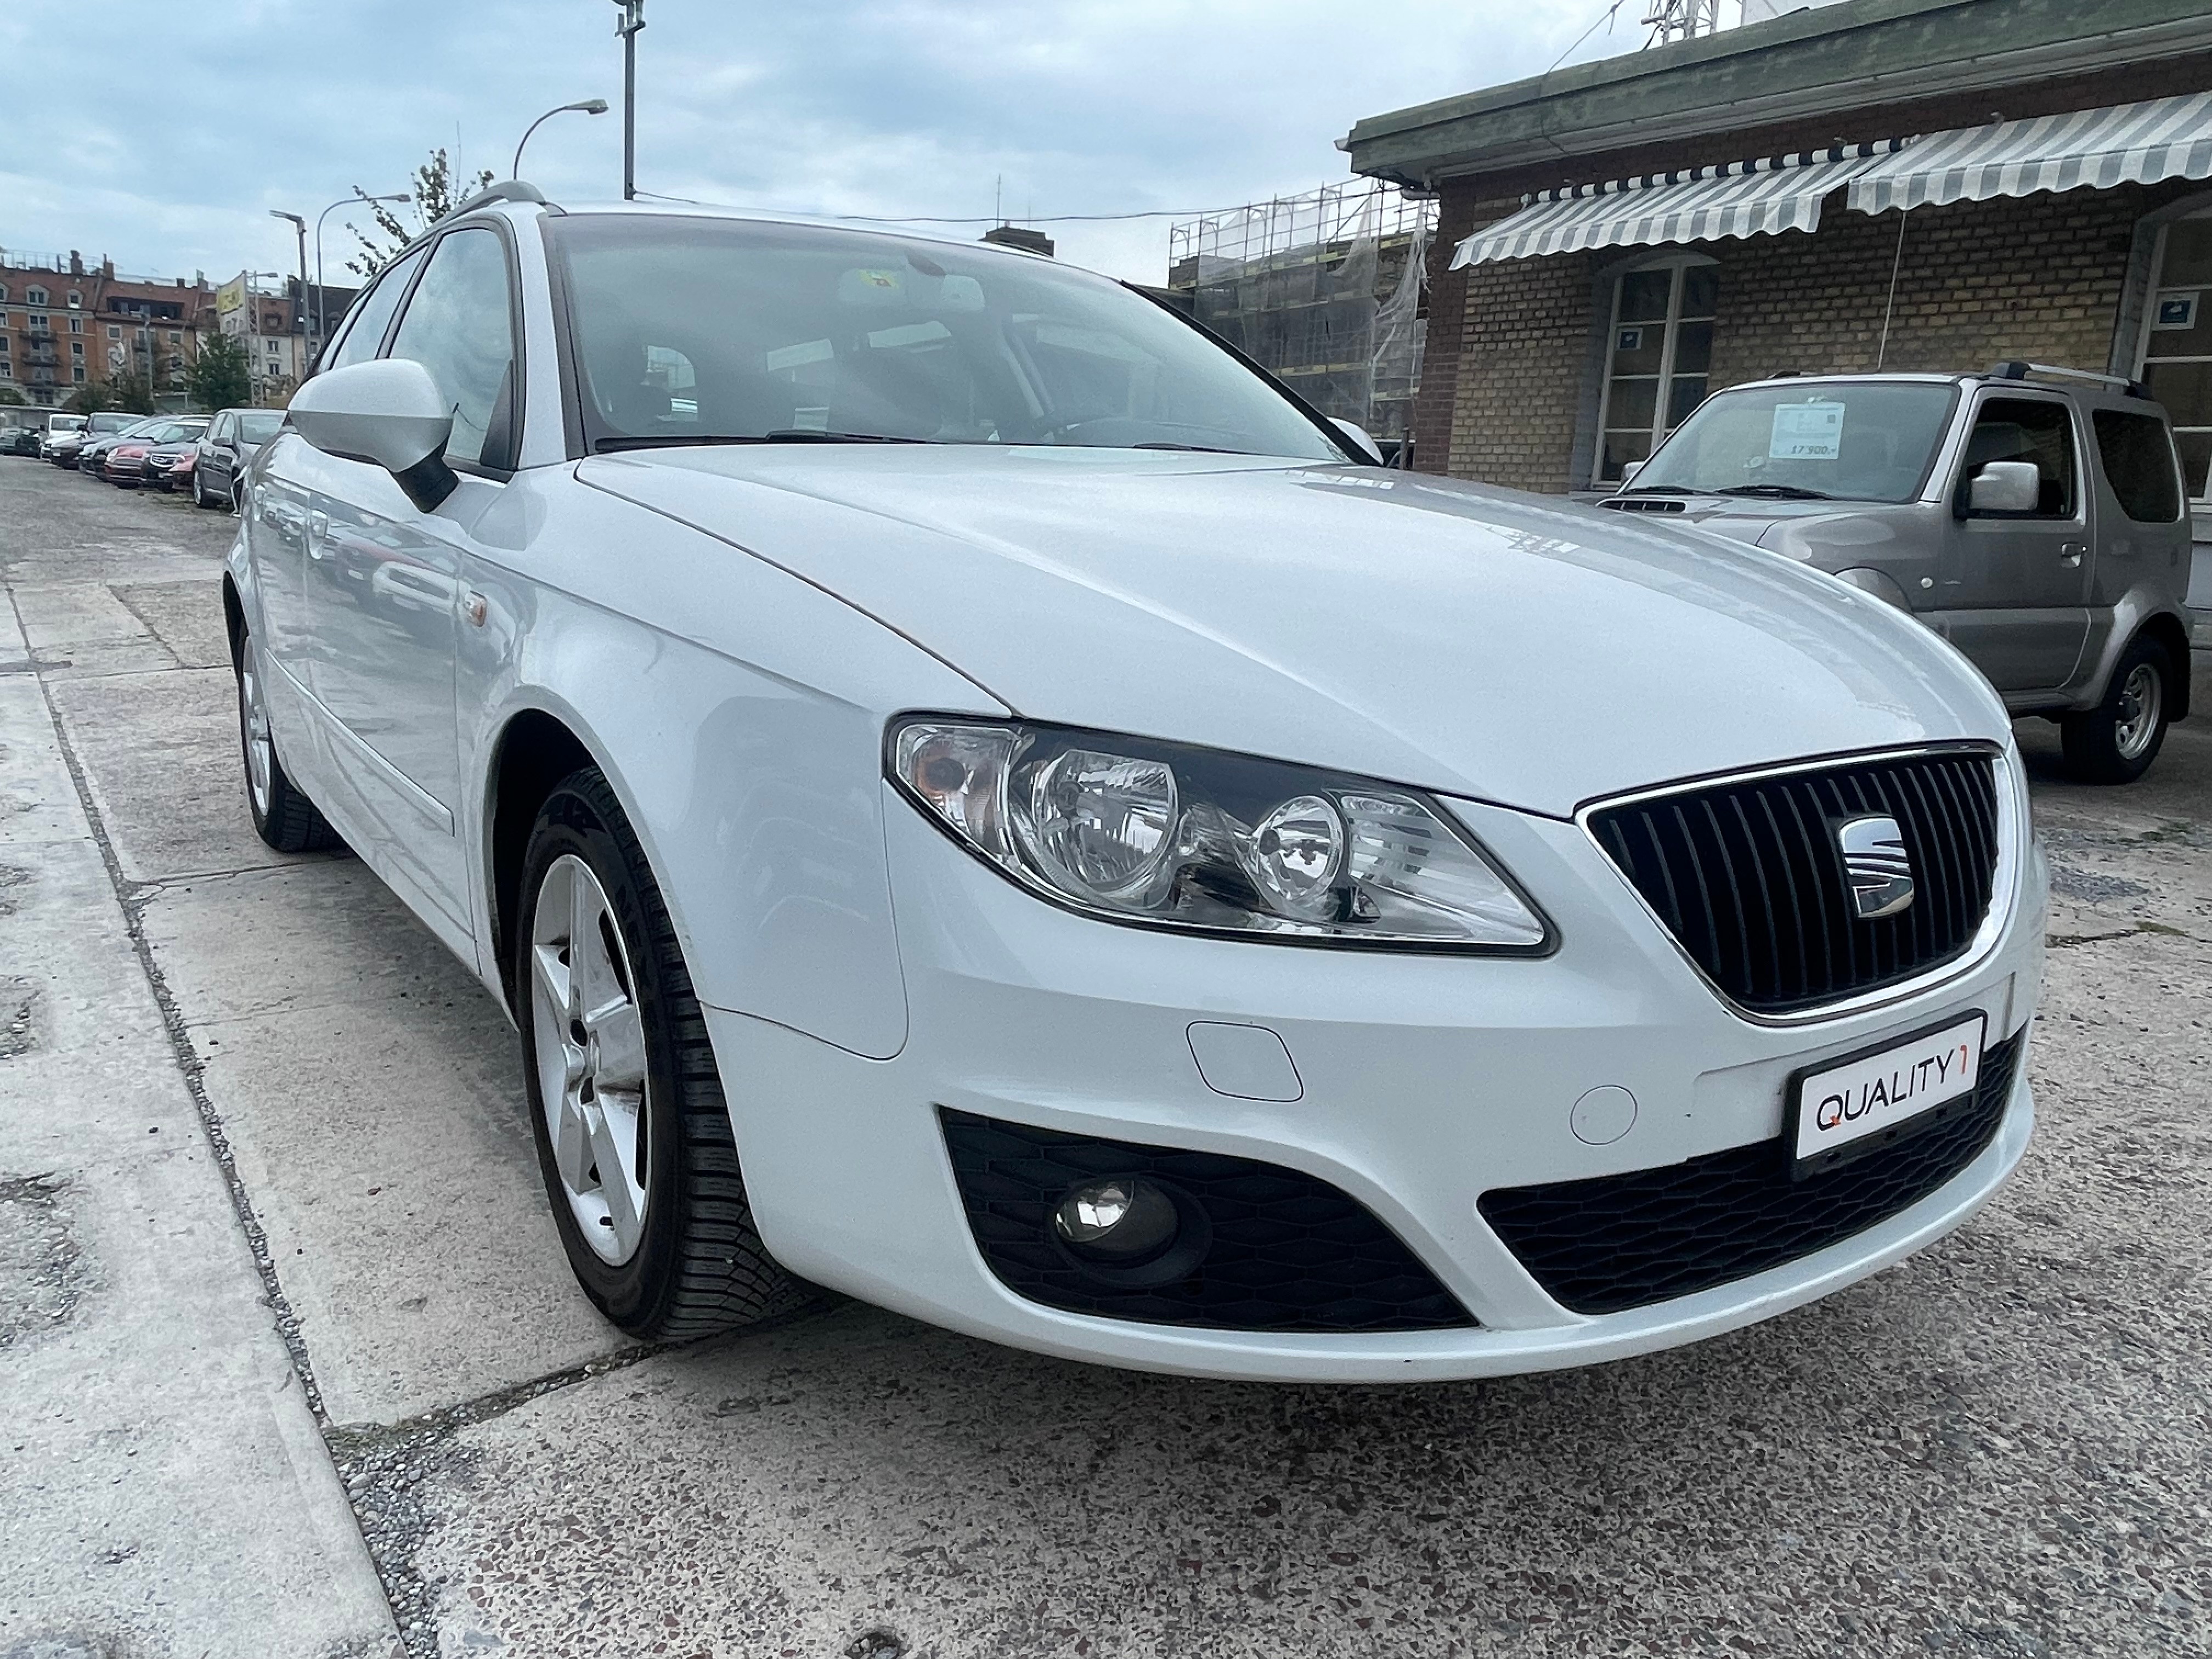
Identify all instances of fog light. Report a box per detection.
[1052,1176,1179,1263]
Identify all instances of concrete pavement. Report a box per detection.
[1,457,2208,1658]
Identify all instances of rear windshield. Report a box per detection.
[1626,382,1960,504]
[545,213,1345,461]
[238,413,284,444]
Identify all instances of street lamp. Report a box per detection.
[611,1,644,201]
[513,98,609,180]
[268,209,308,345]
[315,193,408,351]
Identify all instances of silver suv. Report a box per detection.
[1602,364,2193,783]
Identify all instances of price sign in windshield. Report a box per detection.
[1769,400,1847,460]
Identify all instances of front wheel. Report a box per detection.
[515,767,802,1341]
[2062,635,2174,785]
[235,628,340,851]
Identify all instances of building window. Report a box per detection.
[67,290,81,308]
[69,316,82,334]
[28,313,48,334]
[70,341,83,357]
[1595,255,1719,483]
[26,286,47,306]
[109,325,121,340]
[168,330,182,343]
[72,366,86,382]
[2135,210,2212,502]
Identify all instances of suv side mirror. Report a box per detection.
[1965,459,2040,515]
[1618,461,1645,487]
[289,359,458,511]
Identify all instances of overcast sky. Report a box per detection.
[2,0,1650,290]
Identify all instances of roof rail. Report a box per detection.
[1987,359,2148,398]
[438,180,556,225]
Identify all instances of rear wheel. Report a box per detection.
[2062,635,2174,785]
[235,628,339,851]
[516,767,801,1341]
[191,469,210,507]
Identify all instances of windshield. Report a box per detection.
[139,420,206,444]
[237,413,284,444]
[547,214,1345,460]
[50,416,86,432]
[1627,382,1959,504]
[89,413,142,434]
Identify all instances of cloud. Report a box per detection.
[4,0,1624,285]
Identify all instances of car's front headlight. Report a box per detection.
[889,717,1551,952]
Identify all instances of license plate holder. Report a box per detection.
[1785,1011,1987,1182]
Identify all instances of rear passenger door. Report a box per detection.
[1938,392,2092,692]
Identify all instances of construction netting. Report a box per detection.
[1169,182,1435,453]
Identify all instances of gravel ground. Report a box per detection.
[2,455,2208,1658]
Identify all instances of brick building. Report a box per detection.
[1343,0,2212,499]
[0,251,216,409]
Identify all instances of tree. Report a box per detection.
[67,369,155,415]
[186,333,254,412]
[346,146,495,277]
[0,386,25,407]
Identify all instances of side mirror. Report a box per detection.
[289,359,458,511]
[1331,417,1385,466]
[1965,459,2040,516]
[1618,461,1645,487]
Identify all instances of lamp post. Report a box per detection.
[611,1,644,201]
[315,193,407,354]
[513,98,608,180]
[268,210,308,382]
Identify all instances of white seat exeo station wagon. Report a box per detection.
[227,183,2047,1381]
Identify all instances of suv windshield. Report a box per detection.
[88,413,142,435]
[237,413,284,444]
[1626,382,1959,504]
[547,214,1345,461]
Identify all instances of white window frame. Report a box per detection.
[1592,251,1719,487]
[2132,208,2212,506]
[25,286,47,306]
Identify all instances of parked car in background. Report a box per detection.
[1600,364,2194,783]
[193,408,285,509]
[38,411,93,463]
[146,437,201,492]
[102,417,209,487]
[234,195,2047,1382]
[59,411,150,471]
[3,425,42,458]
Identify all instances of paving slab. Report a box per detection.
[111,576,233,669]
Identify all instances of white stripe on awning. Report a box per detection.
[1451,149,1889,269]
[1848,92,2212,214]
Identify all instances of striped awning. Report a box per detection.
[1848,92,2212,214]
[1451,144,1902,269]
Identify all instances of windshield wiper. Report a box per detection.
[1711,483,1836,500]
[1614,484,1701,496]
[1131,441,1251,454]
[593,431,932,453]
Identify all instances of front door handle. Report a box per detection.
[2059,541,2087,567]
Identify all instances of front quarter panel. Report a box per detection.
[454,468,1001,1060]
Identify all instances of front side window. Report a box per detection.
[1596,259,1718,483]
[547,214,1345,460]
[1960,397,2078,517]
[321,245,426,374]
[1629,381,1957,503]
[238,412,284,444]
[384,227,517,467]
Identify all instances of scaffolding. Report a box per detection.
[1167,181,1436,451]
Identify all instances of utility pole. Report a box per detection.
[269,211,307,394]
[612,0,645,201]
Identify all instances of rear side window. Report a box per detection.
[323,245,426,374]
[384,228,517,469]
[2092,409,2183,522]
[1961,397,2077,517]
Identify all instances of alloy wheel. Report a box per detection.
[240,637,274,817]
[528,854,651,1265]
[2113,662,2163,761]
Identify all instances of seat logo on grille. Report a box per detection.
[1834,815,1915,920]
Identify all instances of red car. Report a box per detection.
[98,416,208,487]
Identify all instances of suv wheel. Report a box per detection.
[2062,634,2174,785]
[515,766,803,1341]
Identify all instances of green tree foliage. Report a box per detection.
[66,368,156,415]
[346,147,495,277]
[186,333,255,412]
[0,386,26,407]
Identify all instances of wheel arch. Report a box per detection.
[482,703,605,1015]
[2135,610,2192,723]
[219,573,247,666]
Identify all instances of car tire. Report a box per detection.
[234,627,340,853]
[2061,634,2175,785]
[515,766,803,1342]
[191,470,209,507]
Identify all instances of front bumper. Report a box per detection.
[708,785,2046,1382]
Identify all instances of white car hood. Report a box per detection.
[579,447,2006,818]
